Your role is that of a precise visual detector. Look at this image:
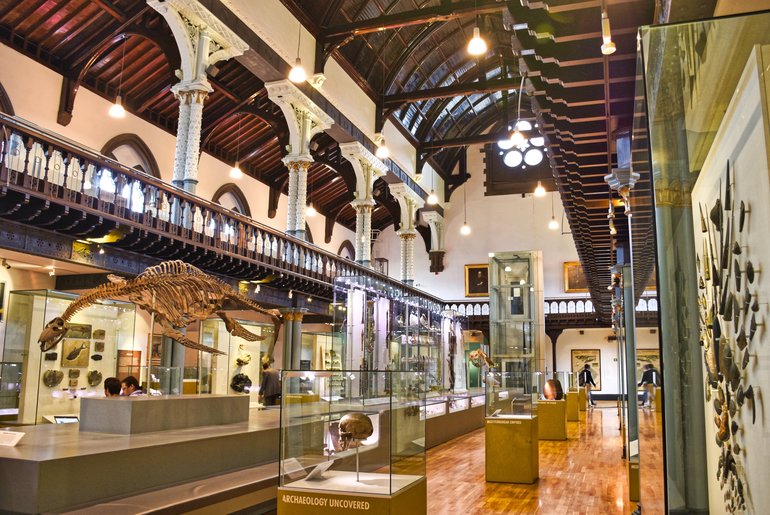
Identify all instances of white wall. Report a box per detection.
[0,43,356,255]
[373,144,581,300]
[554,328,660,395]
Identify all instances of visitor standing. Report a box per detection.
[104,377,121,397]
[259,362,281,406]
[579,364,597,407]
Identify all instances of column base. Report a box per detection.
[402,279,414,285]
[356,259,372,268]
[181,178,198,194]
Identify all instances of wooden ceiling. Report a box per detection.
[0,0,662,320]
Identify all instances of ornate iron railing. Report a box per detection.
[0,113,443,309]
[444,294,658,318]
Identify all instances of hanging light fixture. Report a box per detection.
[288,22,307,83]
[375,133,389,159]
[467,0,487,56]
[534,180,546,197]
[109,38,127,118]
[230,114,243,179]
[600,9,616,55]
[548,192,559,230]
[509,74,528,148]
[460,185,471,235]
[427,173,438,205]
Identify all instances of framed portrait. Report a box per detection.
[465,264,489,297]
[571,349,601,391]
[61,339,90,367]
[65,323,92,339]
[636,349,661,381]
[563,262,589,293]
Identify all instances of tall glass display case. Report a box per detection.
[488,252,545,377]
[278,370,426,512]
[199,318,275,405]
[389,295,444,393]
[2,289,136,424]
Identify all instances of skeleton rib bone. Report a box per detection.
[38,261,282,356]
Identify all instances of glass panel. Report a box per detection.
[485,371,536,417]
[279,370,425,496]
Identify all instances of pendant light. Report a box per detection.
[427,172,438,205]
[229,114,243,179]
[288,22,307,83]
[109,39,127,118]
[467,1,487,56]
[548,192,559,230]
[600,9,616,55]
[306,171,317,217]
[509,74,528,147]
[460,185,471,235]
[534,180,546,197]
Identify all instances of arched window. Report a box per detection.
[101,134,161,179]
[0,82,14,115]
[337,240,355,260]
[212,183,251,217]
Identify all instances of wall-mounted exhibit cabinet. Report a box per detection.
[2,289,136,424]
[643,11,770,513]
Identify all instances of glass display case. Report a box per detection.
[488,252,544,377]
[485,371,537,417]
[534,371,569,400]
[2,289,136,424]
[199,318,275,405]
[448,394,470,413]
[420,396,448,420]
[389,296,444,392]
[279,370,425,498]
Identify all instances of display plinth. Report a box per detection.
[578,387,587,411]
[565,390,579,421]
[628,459,640,502]
[80,395,249,434]
[655,388,662,412]
[277,476,426,515]
[537,400,567,440]
[485,416,538,483]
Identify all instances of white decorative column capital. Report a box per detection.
[389,183,425,232]
[422,210,445,251]
[266,80,334,157]
[340,141,388,201]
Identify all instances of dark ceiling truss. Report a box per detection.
[0,0,408,244]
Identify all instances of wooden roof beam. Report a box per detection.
[383,77,523,108]
[321,0,506,40]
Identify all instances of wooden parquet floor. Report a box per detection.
[426,403,665,514]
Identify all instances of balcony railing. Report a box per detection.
[0,113,442,309]
[444,294,658,319]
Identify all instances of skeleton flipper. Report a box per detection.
[217,311,266,341]
[159,320,225,355]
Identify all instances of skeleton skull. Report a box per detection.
[338,413,374,451]
[39,317,68,351]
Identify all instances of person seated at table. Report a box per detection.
[103,377,121,397]
[120,375,144,397]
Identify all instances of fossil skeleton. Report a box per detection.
[38,261,282,356]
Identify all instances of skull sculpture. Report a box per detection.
[338,413,374,451]
[39,317,67,351]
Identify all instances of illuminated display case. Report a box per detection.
[485,371,538,418]
[2,289,136,424]
[389,296,444,392]
[278,370,426,509]
[488,252,545,378]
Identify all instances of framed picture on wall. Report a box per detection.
[571,349,601,391]
[563,262,589,293]
[465,264,489,297]
[636,349,661,381]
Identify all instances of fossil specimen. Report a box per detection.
[87,370,102,386]
[43,370,64,387]
[338,412,374,450]
[66,343,87,361]
[37,261,282,356]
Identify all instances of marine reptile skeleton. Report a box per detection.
[38,261,281,355]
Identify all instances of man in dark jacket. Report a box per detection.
[638,364,660,407]
[578,364,597,406]
[259,362,281,406]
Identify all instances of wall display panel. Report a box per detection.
[571,349,602,391]
[690,46,770,514]
[199,318,275,405]
[1,290,135,424]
